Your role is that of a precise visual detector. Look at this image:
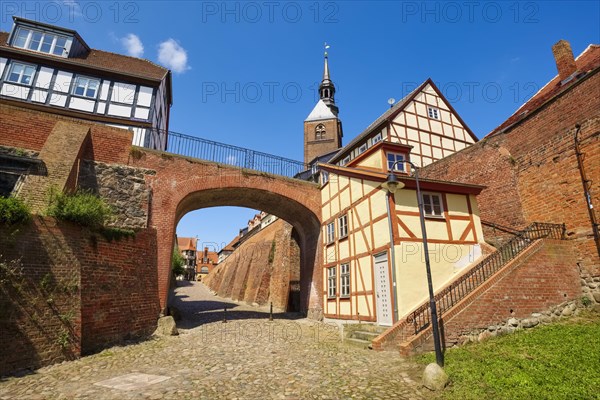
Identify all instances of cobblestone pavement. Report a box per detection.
[0,281,429,399]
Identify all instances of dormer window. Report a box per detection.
[387,153,405,172]
[12,26,70,57]
[315,124,326,140]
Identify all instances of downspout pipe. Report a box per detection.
[574,124,600,258]
[386,192,399,323]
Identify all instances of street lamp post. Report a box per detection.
[382,160,445,367]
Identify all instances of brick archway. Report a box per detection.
[136,151,323,318]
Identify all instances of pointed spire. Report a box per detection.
[319,42,338,116]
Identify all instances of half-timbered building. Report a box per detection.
[313,70,486,326]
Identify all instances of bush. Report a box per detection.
[172,249,186,276]
[46,189,112,228]
[0,196,31,225]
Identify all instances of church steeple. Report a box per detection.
[303,44,343,165]
[319,45,338,116]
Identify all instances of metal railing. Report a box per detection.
[406,222,566,335]
[132,127,311,179]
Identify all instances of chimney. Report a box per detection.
[552,40,577,81]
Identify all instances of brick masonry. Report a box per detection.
[400,239,581,354]
[127,150,323,319]
[204,219,301,311]
[421,70,600,279]
[0,217,159,375]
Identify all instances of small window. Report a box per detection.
[327,267,337,298]
[371,132,383,145]
[72,76,100,98]
[315,124,326,140]
[338,214,348,239]
[6,62,36,85]
[13,27,69,56]
[200,266,209,274]
[340,263,350,297]
[321,170,329,185]
[340,156,350,166]
[358,143,368,155]
[428,106,440,120]
[387,153,405,172]
[326,222,335,244]
[422,193,444,217]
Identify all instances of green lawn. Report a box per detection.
[418,311,600,400]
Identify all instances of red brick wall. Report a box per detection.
[421,71,600,275]
[439,240,580,345]
[0,103,132,165]
[0,217,159,375]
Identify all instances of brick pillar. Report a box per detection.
[17,121,91,213]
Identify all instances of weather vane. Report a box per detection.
[324,42,330,57]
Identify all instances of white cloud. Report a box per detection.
[157,39,190,73]
[121,33,144,58]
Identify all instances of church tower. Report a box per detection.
[304,48,343,164]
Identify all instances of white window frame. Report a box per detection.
[326,222,335,244]
[387,152,405,172]
[358,143,368,155]
[6,62,36,86]
[340,156,350,166]
[321,170,329,185]
[338,214,348,239]
[13,27,69,56]
[72,76,100,99]
[340,263,350,298]
[371,132,383,146]
[327,267,337,298]
[428,106,440,120]
[422,192,444,218]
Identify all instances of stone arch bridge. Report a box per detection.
[130,146,323,318]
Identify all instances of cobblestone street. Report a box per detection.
[0,281,428,399]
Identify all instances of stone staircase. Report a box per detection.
[343,323,387,349]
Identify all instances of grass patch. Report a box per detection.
[0,196,31,225]
[418,311,600,399]
[46,188,112,229]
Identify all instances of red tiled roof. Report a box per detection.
[220,236,240,253]
[199,250,219,265]
[0,31,169,82]
[487,44,600,137]
[177,237,197,251]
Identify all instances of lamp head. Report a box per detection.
[382,172,405,194]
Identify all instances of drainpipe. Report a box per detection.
[385,191,400,323]
[574,124,600,258]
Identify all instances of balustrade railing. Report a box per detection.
[132,128,311,179]
[406,222,566,335]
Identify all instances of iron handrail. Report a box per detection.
[132,127,311,179]
[406,222,566,335]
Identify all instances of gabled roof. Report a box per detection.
[329,78,477,164]
[305,99,337,122]
[0,27,171,91]
[219,236,240,254]
[487,44,600,137]
[177,237,197,251]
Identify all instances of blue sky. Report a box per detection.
[2,1,599,251]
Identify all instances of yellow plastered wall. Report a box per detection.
[394,242,483,317]
[355,150,383,170]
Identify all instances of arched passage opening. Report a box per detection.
[157,187,322,319]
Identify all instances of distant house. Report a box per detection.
[218,235,239,264]
[177,237,197,281]
[196,247,218,279]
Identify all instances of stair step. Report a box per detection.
[344,337,373,349]
[351,330,381,341]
